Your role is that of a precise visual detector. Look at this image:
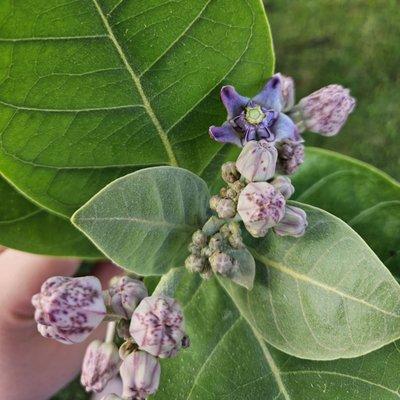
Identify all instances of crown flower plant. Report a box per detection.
[1,2,399,399]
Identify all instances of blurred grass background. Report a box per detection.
[266,0,400,180]
[53,1,400,398]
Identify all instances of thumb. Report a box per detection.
[0,249,81,323]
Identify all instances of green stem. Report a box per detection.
[153,267,185,298]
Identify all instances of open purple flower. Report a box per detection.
[209,74,300,147]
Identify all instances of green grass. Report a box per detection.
[54,1,400,398]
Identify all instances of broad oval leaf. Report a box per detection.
[293,147,400,271]
[0,0,274,216]
[0,174,100,257]
[72,167,210,275]
[155,270,400,400]
[220,203,400,360]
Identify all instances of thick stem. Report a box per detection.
[152,267,185,298]
[105,321,116,343]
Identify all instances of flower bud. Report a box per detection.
[236,139,278,182]
[120,351,161,400]
[295,84,356,136]
[279,73,295,112]
[277,140,305,175]
[200,266,214,280]
[116,319,130,340]
[130,296,186,358]
[202,216,225,236]
[225,188,237,200]
[32,276,106,344]
[188,242,201,256]
[237,182,286,238]
[209,195,221,211]
[81,340,121,393]
[208,233,224,252]
[192,229,207,247]
[108,277,148,319]
[119,339,137,360]
[101,395,123,400]
[271,176,295,199]
[201,246,213,258]
[185,254,206,273]
[221,161,240,183]
[216,198,236,219]
[230,180,246,193]
[274,205,308,238]
[209,251,239,277]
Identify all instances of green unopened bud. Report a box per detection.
[192,229,207,247]
[188,243,201,256]
[216,198,236,219]
[209,195,221,211]
[230,180,246,194]
[229,234,244,249]
[221,162,240,183]
[202,216,225,236]
[220,187,228,197]
[201,246,213,258]
[185,254,206,273]
[208,233,224,252]
[209,251,239,277]
[225,188,237,200]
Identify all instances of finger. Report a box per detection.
[0,250,80,322]
[91,261,125,289]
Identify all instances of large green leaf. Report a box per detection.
[0,0,274,217]
[220,203,400,360]
[155,270,400,400]
[72,167,210,275]
[293,147,400,273]
[0,174,100,257]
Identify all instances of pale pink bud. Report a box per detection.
[221,161,240,183]
[271,176,295,199]
[32,276,106,344]
[296,84,356,136]
[130,296,186,358]
[237,182,286,238]
[236,140,277,182]
[277,140,305,175]
[209,251,238,277]
[216,198,236,219]
[108,276,148,319]
[274,205,308,237]
[120,351,161,400]
[81,340,121,393]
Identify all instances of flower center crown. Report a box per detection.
[245,105,265,125]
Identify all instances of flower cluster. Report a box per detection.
[185,73,355,287]
[32,275,189,399]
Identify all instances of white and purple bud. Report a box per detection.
[216,198,237,219]
[277,140,305,175]
[81,340,121,393]
[192,229,207,247]
[274,205,308,238]
[295,84,356,136]
[271,176,295,199]
[221,161,240,183]
[31,276,106,344]
[185,254,206,273]
[237,182,286,238]
[108,277,148,319]
[209,251,239,277]
[236,139,278,182]
[101,395,123,400]
[130,296,187,358]
[120,351,161,400]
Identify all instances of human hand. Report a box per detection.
[0,247,121,400]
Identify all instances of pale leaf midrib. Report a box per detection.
[250,248,400,318]
[91,0,178,166]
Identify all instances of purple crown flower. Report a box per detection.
[209,74,299,147]
[81,340,121,393]
[130,295,187,358]
[294,84,356,136]
[237,182,286,237]
[108,276,148,319]
[120,351,161,400]
[32,276,106,344]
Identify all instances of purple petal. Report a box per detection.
[271,113,300,142]
[220,86,249,120]
[209,123,242,147]
[253,74,284,112]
